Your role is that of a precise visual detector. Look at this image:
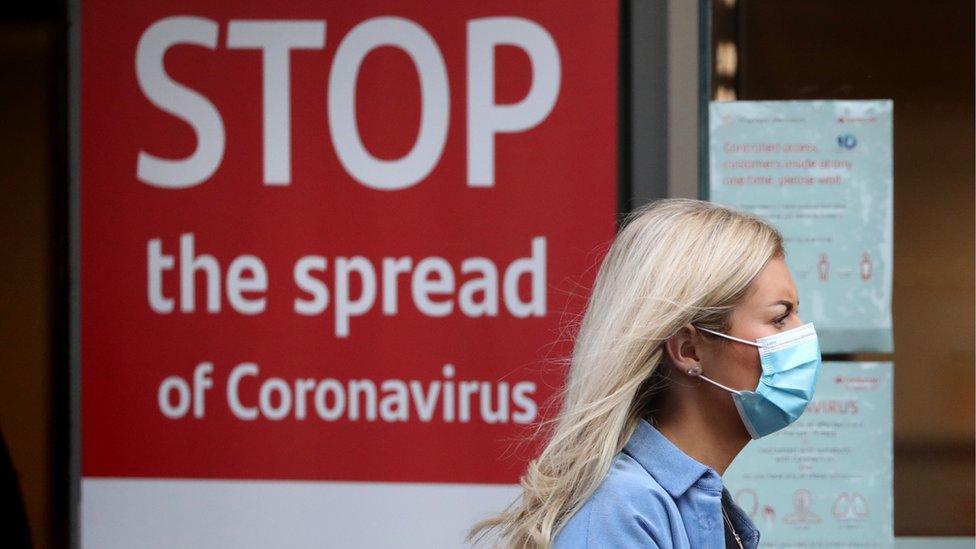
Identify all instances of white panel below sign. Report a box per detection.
[82,478,520,549]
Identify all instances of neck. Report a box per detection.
[650,375,751,476]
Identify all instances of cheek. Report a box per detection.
[728,345,762,382]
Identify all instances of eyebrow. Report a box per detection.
[771,298,799,311]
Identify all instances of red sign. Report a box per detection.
[81,1,618,484]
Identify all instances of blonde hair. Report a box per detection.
[466,198,784,548]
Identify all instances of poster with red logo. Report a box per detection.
[76,1,618,546]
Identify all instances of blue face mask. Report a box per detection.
[690,322,823,439]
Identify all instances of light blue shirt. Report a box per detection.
[553,418,760,548]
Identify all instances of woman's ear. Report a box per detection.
[664,324,704,377]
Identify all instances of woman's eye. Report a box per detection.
[773,315,788,327]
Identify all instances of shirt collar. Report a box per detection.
[623,418,724,498]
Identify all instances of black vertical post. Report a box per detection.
[620,0,670,228]
[617,0,632,226]
[698,0,711,201]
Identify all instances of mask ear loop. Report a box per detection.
[696,326,763,348]
[688,368,743,395]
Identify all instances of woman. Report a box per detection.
[467,198,822,548]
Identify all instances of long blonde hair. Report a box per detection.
[466,198,784,548]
